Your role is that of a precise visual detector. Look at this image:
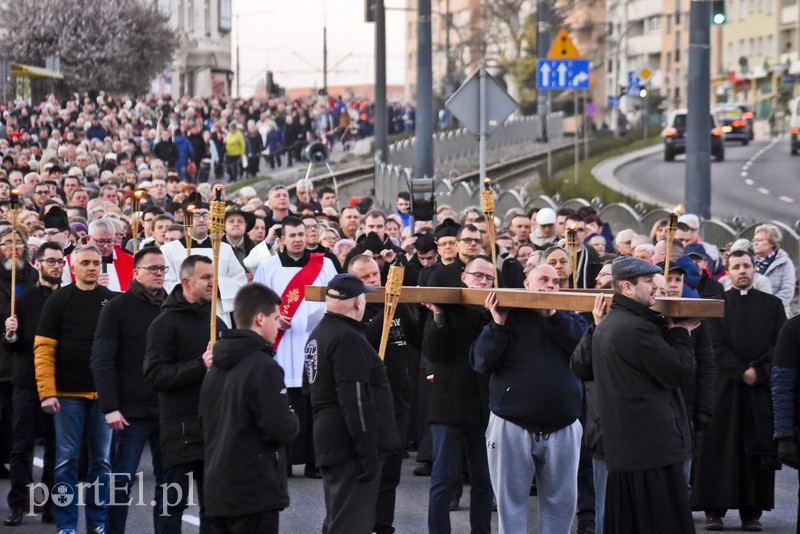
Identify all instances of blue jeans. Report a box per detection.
[106,418,163,534]
[52,397,112,531]
[429,423,492,534]
[593,458,608,534]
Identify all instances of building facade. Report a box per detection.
[151,0,233,99]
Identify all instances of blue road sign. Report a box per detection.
[627,71,641,96]
[608,96,618,109]
[537,59,590,91]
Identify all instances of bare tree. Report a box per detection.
[0,0,180,95]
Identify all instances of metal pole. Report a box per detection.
[574,91,579,184]
[236,14,240,97]
[546,92,552,177]
[444,0,453,99]
[686,0,711,218]
[415,0,434,179]
[374,0,388,163]
[643,91,647,141]
[479,65,487,182]
[583,90,589,160]
[537,0,551,140]
[323,26,329,93]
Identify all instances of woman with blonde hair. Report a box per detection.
[752,223,796,316]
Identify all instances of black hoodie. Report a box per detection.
[143,285,228,470]
[200,329,299,517]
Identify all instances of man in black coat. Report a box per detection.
[3,242,61,526]
[423,255,494,534]
[304,274,399,534]
[349,255,422,534]
[143,255,227,534]
[771,312,800,534]
[692,250,786,531]
[589,256,700,534]
[199,283,299,534]
[90,247,168,534]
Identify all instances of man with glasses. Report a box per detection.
[62,219,134,293]
[161,194,247,328]
[0,226,38,494]
[429,224,488,289]
[42,206,75,256]
[595,261,614,289]
[423,255,494,534]
[32,184,52,212]
[303,216,340,272]
[34,244,117,534]
[90,248,169,533]
[3,242,63,526]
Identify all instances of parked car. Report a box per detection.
[789,97,800,155]
[663,109,725,162]
[711,105,751,145]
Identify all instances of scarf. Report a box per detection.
[128,279,168,306]
[754,248,777,275]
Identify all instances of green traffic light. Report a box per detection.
[713,13,726,24]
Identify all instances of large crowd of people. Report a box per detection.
[0,90,798,534]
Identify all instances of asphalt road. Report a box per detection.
[616,137,800,227]
[1,447,799,533]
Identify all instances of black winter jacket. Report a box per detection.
[771,314,800,440]
[0,263,38,382]
[4,283,56,389]
[143,285,227,470]
[199,329,298,517]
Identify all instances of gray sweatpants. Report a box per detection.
[486,413,582,534]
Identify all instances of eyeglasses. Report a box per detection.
[34,190,50,195]
[465,271,495,283]
[41,258,66,266]
[92,238,116,246]
[305,224,321,230]
[192,212,210,219]
[137,265,169,274]
[0,241,24,248]
[459,237,481,245]
[321,236,339,242]
[44,229,64,237]
[597,271,612,277]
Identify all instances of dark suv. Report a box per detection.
[663,109,725,162]
[712,105,752,145]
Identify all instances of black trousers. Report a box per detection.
[211,509,279,534]
[321,458,383,534]
[374,413,409,534]
[8,386,55,509]
[0,382,11,464]
[287,388,315,468]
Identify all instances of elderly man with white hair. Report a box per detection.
[61,218,134,292]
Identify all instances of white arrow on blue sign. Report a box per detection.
[537,59,590,91]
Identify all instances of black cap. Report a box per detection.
[43,206,70,231]
[612,256,663,281]
[359,232,386,254]
[224,208,255,233]
[181,191,209,211]
[325,273,377,300]
[414,232,436,253]
[434,218,460,240]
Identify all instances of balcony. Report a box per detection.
[627,0,663,21]
[627,32,663,56]
[781,5,798,26]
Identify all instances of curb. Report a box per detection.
[591,144,666,207]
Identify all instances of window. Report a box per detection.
[187,0,194,32]
[219,0,231,32]
[204,0,211,35]
[766,35,774,56]
[666,14,672,33]
[178,0,184,28]
[666,52,672,70]
[740,0,746,17]
[157,0,170,16]
[757,36,763,56]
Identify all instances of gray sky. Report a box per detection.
[234,0,406,95]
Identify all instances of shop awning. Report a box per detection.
[11,63,63,79]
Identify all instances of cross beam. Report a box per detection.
[305,286,724,318]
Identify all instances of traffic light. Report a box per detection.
[365,0,377,22]
[712,0,726,24]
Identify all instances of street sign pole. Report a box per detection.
[583,90,589,160]
[643,90,648,142]
[546,92,552,177]
[686,0,712,219]
[479,64,487,182]
[574,90,579,184]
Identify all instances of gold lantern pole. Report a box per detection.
[208,186,226,344]
[9,190,19,316]
[131,189,146,255]
[379,262,405,360]
[184,204,195,255]
[480,178,499,288]
[566,224,580,288]
[663,204,682,277]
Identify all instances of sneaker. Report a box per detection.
[57,530,76,534]
[449,495,460,511]
[87,527,105,534]
[742,519,763,531]
[704,515,723,531]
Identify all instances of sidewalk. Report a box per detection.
[590,144,666,207]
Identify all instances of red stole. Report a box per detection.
[274,253,324,350]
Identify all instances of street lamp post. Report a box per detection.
[234,9,272,98]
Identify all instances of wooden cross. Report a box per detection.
[305,286,725,318]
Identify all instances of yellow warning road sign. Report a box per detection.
[546,29,582,59]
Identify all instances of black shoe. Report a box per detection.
[449,495,460,511]
[576,521,596,534]
[413,462,432,476]
[4,507,24,526]
[41,505,55,523]
[304,465,322,479]
[742,519,763,531]
[704,515,723,531]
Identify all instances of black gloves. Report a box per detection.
[778,438,800,469]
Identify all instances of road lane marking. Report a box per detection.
[741,172,748,177]
[779,196,795,203]
[745,179,754,185]
[757,187,770,195]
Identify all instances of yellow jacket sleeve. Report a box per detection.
[34,335,58,400]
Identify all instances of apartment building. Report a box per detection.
[151,0,233,98]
